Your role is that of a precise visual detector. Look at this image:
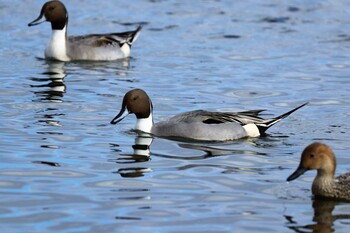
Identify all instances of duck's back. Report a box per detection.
[152,110,248,141]
[313,172,350,201]
[334,172,350,200]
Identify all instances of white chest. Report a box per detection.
[135,114,153,133]
[45,27,70,61]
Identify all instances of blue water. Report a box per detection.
[1,0,350,232]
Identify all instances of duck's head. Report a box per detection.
[287,142,336,181]
[111,89,153,125]
[28,1,68,30]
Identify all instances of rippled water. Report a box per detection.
[1,0,350,232]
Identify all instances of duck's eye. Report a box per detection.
[310,153,315,158]
[49,6,55,11]
[133,96,138,101]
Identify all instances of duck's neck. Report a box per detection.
[312,170,335,197]
[135,113,153,133]
[45,25,70,61]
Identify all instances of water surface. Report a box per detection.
[1,0,350,232]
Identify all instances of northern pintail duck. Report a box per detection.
[28,1,142,61]
[287,142,350,201]
[110,89,307,141]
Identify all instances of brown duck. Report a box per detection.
[287,142,350,201]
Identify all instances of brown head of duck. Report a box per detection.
[287,142,350,201]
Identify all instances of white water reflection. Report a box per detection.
[30,61,67,102]
[111,132,153,177]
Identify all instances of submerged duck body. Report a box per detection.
[110,89,307,141]
[28,1,142,61]
[287,142,350,201]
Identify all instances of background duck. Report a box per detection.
[28,0,142,61]
[287,142,350,201]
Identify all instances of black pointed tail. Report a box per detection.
[256,102,308,134]
[128,25,142,44]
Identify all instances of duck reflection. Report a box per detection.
[112,132,153,178]
[28,61,68,155]
[72,58,131,78]
[112,136,274,177]
[114,58,131,77]
[31,60,66,102]
[174,143,271,174]
[35,108,64,128]
[285,199,350,233]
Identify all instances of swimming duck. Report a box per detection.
[287,142,350,201]
[110,88,307,141]
[28,1,142,61]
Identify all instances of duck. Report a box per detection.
[28,1,142,61]
[110,88,307,141]
[287,142,350,201]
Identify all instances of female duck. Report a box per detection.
[28,1,142,61]
[287,142,350,201]
[110,89,307,141]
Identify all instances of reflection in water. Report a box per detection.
[172,143,272,174]
[151,141,266,160]
[111,133,153,178]
[30,61,67,149]
[35,107,64,150]
[285,199,350,233]
[35,108,64,128]
[30,61,66,102]
[179,143,267,159]
[71,58,131,78]
[32,161,61,167]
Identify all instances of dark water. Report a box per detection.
[1,0,350,232]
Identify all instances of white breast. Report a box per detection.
[45,26,70,61]
[135,114,153,133]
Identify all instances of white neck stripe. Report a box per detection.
[135,113,153,133]
[45,25,70,61]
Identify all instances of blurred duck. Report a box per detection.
[110,88,307,141]
[287,142,350,201]
[28,1,142,61]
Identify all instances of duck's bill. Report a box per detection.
[28,14,46,27]
[286,165,307,181]
[110,107,129,124]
